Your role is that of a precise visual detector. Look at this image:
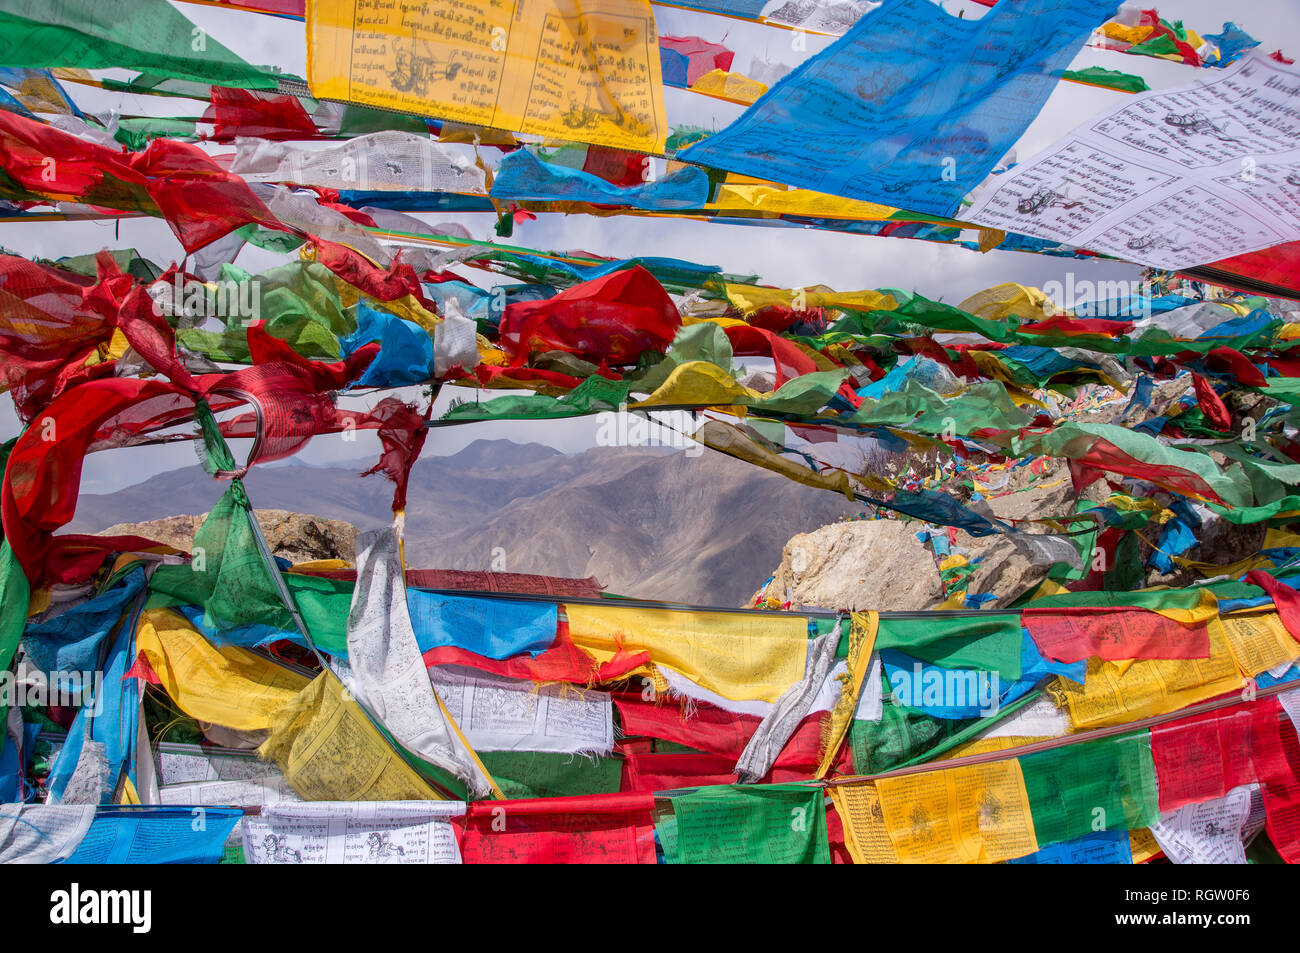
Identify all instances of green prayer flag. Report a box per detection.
[1021,586,1206,612]
[477,750,622,799]
[870,613,1024,679]
[1209,495,1300,524]
[147,485,290,634]
[849,700,986,774]
[0,0,279,89]
[113,118,198,151]
[669,784,830,864]
[0,540,28,675]
[1061,66,1150,92]
[444,375,631,421]
[1020,732,1159,847]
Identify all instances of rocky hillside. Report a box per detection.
[749,455,1266,611]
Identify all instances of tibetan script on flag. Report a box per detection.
[307,0,668,152]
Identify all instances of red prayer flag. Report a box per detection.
[1,378,199,581]
[207,87,319,142]
[613,695,827,773]
[824,795,852,865]
[1192,373,1231,431]
[499,266,680,367]
[1060,431,1227,504]
[0,253,111,421]
[0,111,285,252]
[581,145,651,188]
[455,792,656,863]
[620,750,737,792]
[1022,607,1212,663]
[1150,697,1291,812]
[41,534,186,586]
[1263,708,1300,863]
[1191,241,1300,300]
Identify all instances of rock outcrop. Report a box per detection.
[97,510,358,564]
[751,447,1268,611]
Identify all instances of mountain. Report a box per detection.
[68,439,858,605]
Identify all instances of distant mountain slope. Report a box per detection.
[69,439,857,605]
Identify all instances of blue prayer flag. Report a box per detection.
[682,0,1117,217]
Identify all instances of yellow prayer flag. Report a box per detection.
[27,587,50,617]
[259,671,442,801]
[1101,23,1155,44]
[816,611,877,779]
[1129,827,1163,863]
[723,282,896,315]
[692,419,856,499]
[711,184,897,220]
[876,759,1039,864]
[829,782,899,864]
[1265,528,1300,550]
[632,360,758,408]
[564,603,808,703]
[689,69,766,104]
[958,282,1052,321]
[135,609,310,733]
[289,559,353,572]
[307,0,668,153]
[1176,553,1275,576]
[1217,612,1300,677]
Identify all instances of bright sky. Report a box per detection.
[3,0,1298,493]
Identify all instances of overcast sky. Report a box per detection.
[3,0,1298,495]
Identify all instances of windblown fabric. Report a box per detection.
[681,0,1118,217]
[0,0,279,88]
[338,528,495,799]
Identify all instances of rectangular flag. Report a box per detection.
[307,0,668,152]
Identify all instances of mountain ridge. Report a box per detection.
[70,440,858,605]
